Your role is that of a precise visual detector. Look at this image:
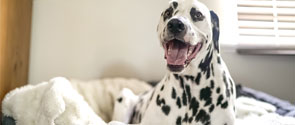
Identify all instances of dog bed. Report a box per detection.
[1,77,295,125]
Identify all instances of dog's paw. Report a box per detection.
[112,88,139,123]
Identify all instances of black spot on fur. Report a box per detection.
[183,113,188,123]
[172,87,177,99]
[231,85,234,95]
[216,94,224,106]
[216,87,220,94]
[223,72,230,97]
[195,109,210,125]
[185,85,191,102]
[130,109,137,123]
[160,98,166,105]
[209,105,215,113]
[117,97,123,103]
[176,116,182,125]
[156,95,161,106]
[179,76,184,89]
[185,75,189,80]
[161,105,171,115]
[160,85,165,91]
[189,97,199,116]
[217,56,221,64]
[177,97,182,108]
[189,117,194,123]
[229,78,234,94]
[163,7,173,21]
[174,74,179,80]
[182,91,187,106]
[200,87,212,107]
[210,80,215,89]
[190,8,205,22]
[185,75,195,81]
[174,10,179,15]
[204,98,212,107]
[207,44,212,51]
[172,2,178,9]
[221,101,228,109]
[195,72,201,85]
[199,51,213,79]
[210,11,220,53]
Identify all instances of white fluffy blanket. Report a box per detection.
[235,97,295,125]
[2,77,107,125]
[2,77,295,125]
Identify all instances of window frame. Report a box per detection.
[234,0,295,55]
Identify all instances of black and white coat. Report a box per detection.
[112,0,236,125]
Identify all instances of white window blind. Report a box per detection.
[236,0,295,53]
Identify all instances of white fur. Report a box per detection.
[112,88,139,123]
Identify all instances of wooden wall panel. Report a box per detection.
[0,0,32,111]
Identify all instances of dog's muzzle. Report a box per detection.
[163,19,202,72]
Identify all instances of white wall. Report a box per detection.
[29,0,295,102]
[30,0,169,83]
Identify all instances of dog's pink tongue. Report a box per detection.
[166,41,188,65]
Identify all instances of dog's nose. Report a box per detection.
[167,19,186,34]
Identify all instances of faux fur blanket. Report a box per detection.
[2,77,151,125]
[2,77,295,125]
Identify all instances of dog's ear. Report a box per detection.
[210,10,220,53]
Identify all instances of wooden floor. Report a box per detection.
[0,0,32,112]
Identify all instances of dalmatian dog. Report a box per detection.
[112,0,236,124]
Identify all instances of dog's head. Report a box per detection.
[157,0,219,73]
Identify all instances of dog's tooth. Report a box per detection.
[188,48,192,55]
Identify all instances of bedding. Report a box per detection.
[236,84,295,117]
[235,96,295,125]
[1,78,295,125]
[1,77,107,125]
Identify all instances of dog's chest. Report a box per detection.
[134,69,235,125]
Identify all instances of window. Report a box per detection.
[236,0,295,55]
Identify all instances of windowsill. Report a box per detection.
[236,49,295,56]
[220,42,295,56]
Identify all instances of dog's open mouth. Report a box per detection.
[164,39,202,72]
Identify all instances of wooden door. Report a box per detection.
[0,0,32,111]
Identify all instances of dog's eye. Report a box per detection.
[190,8,204,22]
[165,11,171,17]
[163,7,173,21]
[195,12,202,18]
